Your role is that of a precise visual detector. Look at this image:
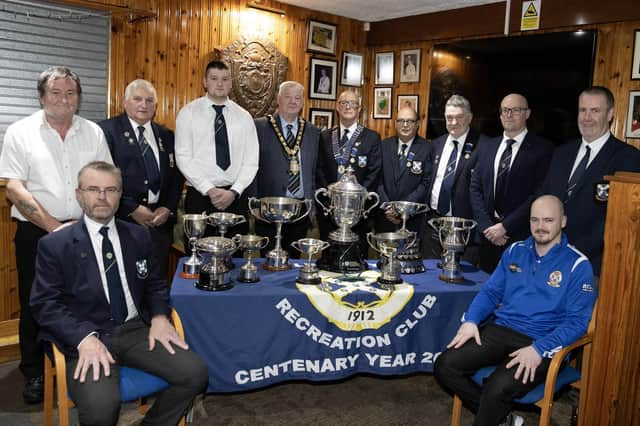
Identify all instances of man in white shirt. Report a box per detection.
[175,60,258,243]
[0,66,112,403]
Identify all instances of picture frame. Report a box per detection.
[309,108,334,131]
[399,48,421,83]
[632,30,640,80]
[373,87,392,119]
[307,20,337,55]
[375,51,394,85]
[397,95,419,115]
[625,91,640,138]
[341,51,363,87]
[309,58,338,100]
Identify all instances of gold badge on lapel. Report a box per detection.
[508,263,522,273]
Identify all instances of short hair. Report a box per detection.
[397,105,418,121]
[278,81,304,97]
[77,161,122,189]
[37,66,82,98]
[124,79,157,103]
[338,89,361,104]
[580,86,615,110]
[445,94,472,114]
[205,60,230,76]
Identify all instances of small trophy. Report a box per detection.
[428,217,477,283]
[181,213,208,278]
[208,212,247,236]
[379,201,429,273]
[291,238,331,285]
[233,234,269,283]
[195,236,238,291]
[367,230,416,286]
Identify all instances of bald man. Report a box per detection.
[470,93,553,272]
[435,195,596,426]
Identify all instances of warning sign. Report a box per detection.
[521,0,541,31]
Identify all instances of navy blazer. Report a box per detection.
[30,219,170,356]
[98,114,184,222]
[253,114,320,199]
[317,126,382,192]
[377,135,431,203]
[540,135,640,274]
[427,128,487,219]
[470,132,554,241]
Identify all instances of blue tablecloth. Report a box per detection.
[170,258,488,393]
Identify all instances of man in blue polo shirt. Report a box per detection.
[434,194,596,426]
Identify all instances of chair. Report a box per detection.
[44,310,187,426]
[450,304,597,426]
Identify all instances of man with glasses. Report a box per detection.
[30,161,207,425]
[470,93,553,272]
[0,66,112,403]
[424,94,487,261]
[376,106,430,240]
[99,79,184,275]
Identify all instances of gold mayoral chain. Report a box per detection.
[268,115,305,175]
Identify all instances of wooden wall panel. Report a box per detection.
[0,181,19,322]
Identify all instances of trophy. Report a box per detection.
[232,234,269,283]
[379,201,430,274]
[367,230,416,285]
[181,213,208,278]
[207,212,246,269]
[291,238,331,285]
[248,196,312,271]
[315,169,380,273]
[195,236,238,291]
[428,217,477,283]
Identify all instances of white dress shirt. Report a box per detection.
[569,131,610,179]
[175,96,259,195]
[430,130,468,212]
[128,118,160,203]
[0,110,113,221]
[493,128,528,192]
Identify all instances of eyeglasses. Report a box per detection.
[445,114,467,123]
[79,186,121,196]
[337,100,360,108]
[47,90,79,99]
[395,119,417,126]
[500,107,528,116]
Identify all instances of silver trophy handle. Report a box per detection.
[380,201,390,210]
[248,197,266,222]
[414,204,430,215]
[257,236,269,249]
[291,199,313,223]
[232,234,242,245]
[362,191,380,219]
[404,231,417,250]
[366,232,377,252]
[314,188,331,216]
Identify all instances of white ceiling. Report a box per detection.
[278,0,505,22]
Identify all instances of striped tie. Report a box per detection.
[437,140,458,215]
[566,146,591,200]
[494,138,515,216]
[286,124,301,197]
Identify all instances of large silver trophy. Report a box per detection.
[195,236,238,291]
[291,238,330,285]
[379,201,429,273]
[428,217,477,283]
[207,212,246,269]
[233,234,269,283]
[367,231,416,286]
[248,197,312,271]
[181,213,209,278]
[315,169,379,273]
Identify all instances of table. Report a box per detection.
[170,259,488,393]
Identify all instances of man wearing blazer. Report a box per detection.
[253,81,320,256]
[540,86,640,276]
[99,79,184,274]
[470,93,554,272]
[30,161,207,425]
[424,94,487,261]
[376,105,431,240]
[317,90,382,253]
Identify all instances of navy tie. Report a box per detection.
[437,140,459,215]
[399,143,408,168]
[340,128,350,148]
[137,126,161,193]
[567,145,591,200]
[99,226,127,324]
[494,138,516,217]
[286,124,301,197]
[213,105,231,170]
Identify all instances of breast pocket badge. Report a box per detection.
[358,155,367,168]
[410,160,423,175]
[136,259,149,279]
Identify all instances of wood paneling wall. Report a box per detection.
[0,181,18,322]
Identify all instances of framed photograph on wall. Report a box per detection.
[626,91,640,138]
[309,108,334,130]
[307,20,337,55]
[399,49,421,83]
[309,58,338,100]
[632,30,640,80]
[341,51,363,87]
[373,87,392,119]
[375,51,394,85]
[397,95,419,115]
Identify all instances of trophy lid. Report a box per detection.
[195,236,236,254]
[328,169,368,195]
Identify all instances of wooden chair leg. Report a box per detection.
[52,344,71,426]
[451,394,463,426]
[43,354,55,426]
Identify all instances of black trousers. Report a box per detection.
[477,242,507,274]
[65,317,208,426]
[434,324,552,426]
[15,220,47,379]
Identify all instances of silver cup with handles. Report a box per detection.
[233,234,269,283]
[428,216,477,283]
[181,213,209,277]
[291,238,331,285]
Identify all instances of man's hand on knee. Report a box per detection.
[506,345,542,384]
[447,322,481,349]
[149,315,189,354]
[75,335,115,383]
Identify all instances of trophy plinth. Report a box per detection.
[291,238,330,285]
[368,230,416,286]
[233,234,269,283]
[379,201,429,274]
[428,217,477,283]
[248,196,312,271]
[195,237,238,291]
[180,213,209,279]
